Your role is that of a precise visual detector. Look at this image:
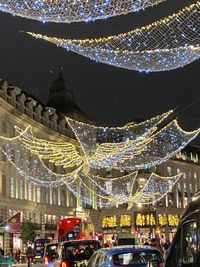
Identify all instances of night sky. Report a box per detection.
[0,0,199,132]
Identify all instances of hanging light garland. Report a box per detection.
[0,0,166,23]
[27,1,200,72]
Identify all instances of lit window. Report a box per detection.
[19,179,24,200]
[36,187,41,203]
[28,183,32,201]
[53,189,57,205]
[10,177,15,198]
[167,166,172,176]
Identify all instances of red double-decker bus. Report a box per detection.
[57,218,94,242]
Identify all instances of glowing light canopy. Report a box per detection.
[28,1,200,72]
[0,109,199,207]
[0,0,165,23]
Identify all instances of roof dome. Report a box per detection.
[47,67,84,116]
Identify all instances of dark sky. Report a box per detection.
[0,0,199,130]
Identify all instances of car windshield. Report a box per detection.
[112,250,162,266]
[63,240,100,262]
[45,244,59,260]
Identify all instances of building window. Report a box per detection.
[106,168,112,177]
[167,166,172,176]
[70,192,75,207]
[36,188,41,203]
[189,184,193,195]
[45,189,49,204]
[60,190,66,206]
[28,183,32,201]
[1,147,6,162]
[195,184,198,193]
[10,177,15,198]
[19,179,24,200]
[2,174,6,196]
[52,189,57,205]
[1,121,6,134]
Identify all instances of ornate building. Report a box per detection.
[100,148,200,243]
[0,70,200,250]
[0,70,92,251]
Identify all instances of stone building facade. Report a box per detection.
[100,149,200,243]
[0,77,91,251]
[0,74,200,250]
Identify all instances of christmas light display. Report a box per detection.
[27,1,200,72]
[66,110,172,158]
[0,0,165,23]
[64,171,182,207]
[67,117,200,170]
[0,109,199,207]
[132,173,182,204]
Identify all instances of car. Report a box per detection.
[165,190,200,267]
[86,245,164,267]
[53,239,101,267]
[42,243,59,267]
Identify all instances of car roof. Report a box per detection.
[61,239,99,245]
[98,246,160,255]
[45,243,59,247]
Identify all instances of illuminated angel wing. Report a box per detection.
[15,126,83,169]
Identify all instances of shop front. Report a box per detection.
[102,215,118,246]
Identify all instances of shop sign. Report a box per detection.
[168,215,180,227]
[135,212,156,227]
[102,216,117,229]
[120,215,131,228]
[158,214,180,227]
[158,214,168,227]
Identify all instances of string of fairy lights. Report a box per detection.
[0,1,199,206]
[0,110,199,206]
[27,1,200,72]
[0,0,166,23]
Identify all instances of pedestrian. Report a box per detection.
[143,239,149,245]
[0,244,4,258]
[163,239,170,259]
[26,245,34,267]
[150,238,163,254]
[16,247,21,262]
